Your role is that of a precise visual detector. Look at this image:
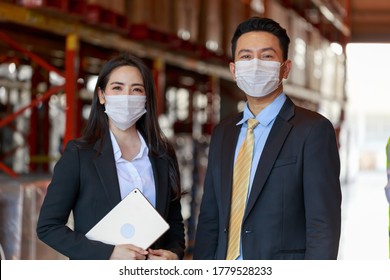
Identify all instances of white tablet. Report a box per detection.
[85,188,169,250]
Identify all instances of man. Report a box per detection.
[193,17,341,260]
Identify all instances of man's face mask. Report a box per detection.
[235,58,284,97]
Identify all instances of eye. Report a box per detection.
[261,54,274,60]
[239,54,252,60]
[132,86,145,94]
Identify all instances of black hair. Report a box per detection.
[231,17,290,60]
[79,52,181,200]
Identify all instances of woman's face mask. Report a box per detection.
[103,94,146,131]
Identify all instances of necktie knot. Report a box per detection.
[247,118,259,131]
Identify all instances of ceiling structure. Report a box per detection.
[0,0,388,71]
[350,0,390,43]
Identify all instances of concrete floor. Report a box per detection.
[2,169,389,260]
[338,170,389,259]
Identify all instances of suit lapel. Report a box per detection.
[93,131,122,208]
[221,114,243,224]
[93,130,167,215]
[244,97,295,219]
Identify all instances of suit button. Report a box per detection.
[245,230,252,234]
[223,228,227,233]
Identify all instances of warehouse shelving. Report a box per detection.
[0,0,351,259]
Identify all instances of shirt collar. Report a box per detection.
[109,130,149,162]
[237,92,286,127]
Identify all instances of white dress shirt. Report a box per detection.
[109,130,156,207]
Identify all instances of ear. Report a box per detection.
[229,62,237,81]
[282,59,292,79]
[98,88,105,105]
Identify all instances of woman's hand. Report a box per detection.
[147,248,179,260]
[109,244,148,260]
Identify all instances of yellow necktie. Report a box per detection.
[226,118,259,260]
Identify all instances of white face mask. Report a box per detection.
[235,59,283,97]
[104,94,146,131]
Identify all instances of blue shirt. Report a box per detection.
[235,93,286,259]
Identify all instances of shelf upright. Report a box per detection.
[63,33,80,149]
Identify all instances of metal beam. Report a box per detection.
[0,84,64,128]
[0,31,65,77]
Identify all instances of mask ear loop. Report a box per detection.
[277,61,287,87]
[280,61,289,80]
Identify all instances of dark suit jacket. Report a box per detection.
[37,131,185,260]
[193,97,341,260]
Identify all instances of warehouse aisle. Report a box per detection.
[338,170,389,259]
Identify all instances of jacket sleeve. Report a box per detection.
[303,117,342,259]
[149,150,186,259]
[193,127,222,259]
[36,141,114,259]
[160,196,186,259]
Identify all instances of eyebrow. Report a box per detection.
[109,81,124,86]
[109,81,145,87]
[237,47,277,55]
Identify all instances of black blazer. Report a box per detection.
[193,97,341,260]
[37,131,185,260]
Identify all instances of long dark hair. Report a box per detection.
[80,53,181,200]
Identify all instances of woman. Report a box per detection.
[37,53,185,260]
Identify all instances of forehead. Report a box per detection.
[108,66,142,82]
[235,31,282,55]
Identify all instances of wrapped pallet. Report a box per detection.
[0,177,67,259]
[0,180,23,260]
